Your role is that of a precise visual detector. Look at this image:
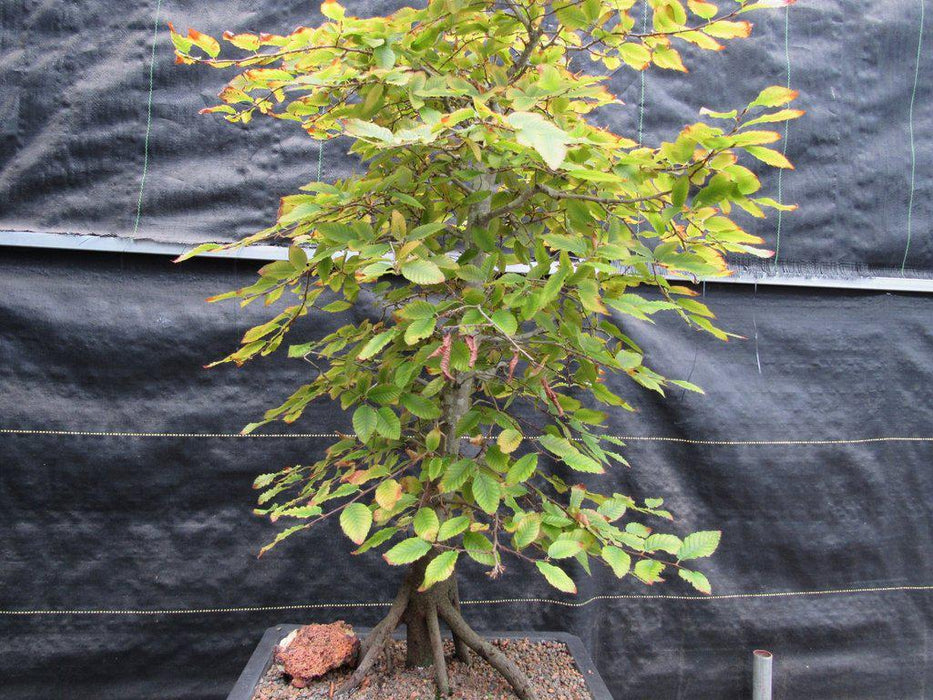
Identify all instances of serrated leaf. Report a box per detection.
[404,317,436,345]
[463,531,497,566]
[548,539,583,559]
[506,111,572,170]
[536,561,577,593]
[352,405,378,443]
[375,406,401,440]
[414,507,440,541]
[340,503,373,545]
[513,513,541,548]
[400,393,441,419]
[354,526,397,554]
[678,531,721,560]
[497,429,523,454]
[645,533,683,555]
[440,459,474,492]
[437,515,470,541]
[357,329,398,360]
[750,85,799,109]
[259,524,308,557]
[472,471,500,514]
[383,537,432,565]
[401,259,446,285]
[375,479,403,510]
[634,559,666,584]
[538,434,604,473]
[506,453,538,485]
[679,568,712,594]
[490,310,518,336]
[419,550,458,591]
[601,546,631,578]
[745,146,794,169]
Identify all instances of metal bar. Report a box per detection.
[3,230,933,294]
[753,649,773,700]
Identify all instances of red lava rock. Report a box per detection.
[274,621,359,687]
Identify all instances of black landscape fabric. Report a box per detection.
[1,248,931,699]
[0,0,931,273]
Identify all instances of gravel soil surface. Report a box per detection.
[251,637,594,700]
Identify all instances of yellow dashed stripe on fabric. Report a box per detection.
[1,585,931,616]
[1,429,930,445]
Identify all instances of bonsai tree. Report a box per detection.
[172,0,800,696]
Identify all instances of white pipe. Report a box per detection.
[3,230,933,294]
[753,649,773,700]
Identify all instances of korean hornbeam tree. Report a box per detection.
[172,0,799,696]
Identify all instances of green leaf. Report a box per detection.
[645,533,683,555]
[506,111,572,170]
[440,458,474,492]
[601,546,631,578]
[749,85,799,109]
[548,539,583,559]
[506,453,538,485]
[344,118,394,142]
[634,559,666,584]
[413,507,440,541]
[357,329,398,360]
[419,550,458,591]
[437,515,470,541]
[375,407,401,440]
[472,471,500,514]
[259,524,308,557]
[400,393,441,419]
[463,531,497,566]
[538,434,604,473]
[745,146,794,169]
[404,317,436,345]
[352,405,378,443]
[677,531,721,560]
[536,561,577,594]
[354,526,398,554]
[383,537,432,565]
[497,429,523,454]
[339,503,373,545]
[375,479,402,510]
[401,259,446,285]
[679,568,712,594]
[490,309,518,336]
[513,513,541,548]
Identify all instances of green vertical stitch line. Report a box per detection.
[317,140,324,182]
[901,0,925,273]
[132,0,164,236]
[773,4,791,269]
[637,0,648,145]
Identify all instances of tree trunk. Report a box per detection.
[338,556,538,700]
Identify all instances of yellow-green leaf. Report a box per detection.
[339,503,373,545]
[419,550,458,591]
[536,561,577,593]
[383,536,431,565]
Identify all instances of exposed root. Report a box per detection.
[437,600,539,700]
[426,604,450,695]
[448,576,472,665]
[337,578,411,696]
[339,564,537,700]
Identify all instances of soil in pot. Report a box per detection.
[252,637,594,700]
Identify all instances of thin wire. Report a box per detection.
[773,4,791,269]
[2,584,931,616]
[1,428,931,445]
[132,0,164,236]
[901,0,925,273]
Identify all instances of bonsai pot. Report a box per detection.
[227,624,613,700]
